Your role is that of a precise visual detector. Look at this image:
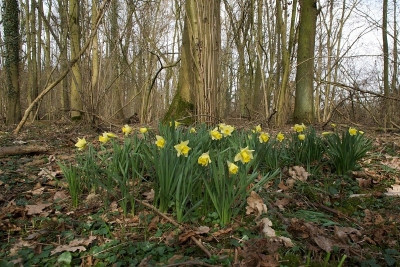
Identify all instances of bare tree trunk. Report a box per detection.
[164,0,221,124]
[276,0,298,126]
[69,0,83,120]
[382,0,390,129]
[90,1,99,125]
[293,0,318,124]
[3,0,21,124]
[58,0,69,112]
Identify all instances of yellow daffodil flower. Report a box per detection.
[276,132,285,142]
[259,132,270,143]
[170,121,182,129]
[198,151,211,166]
[75,137,87,150]
[349,127,357,136]
[293,123,306,133]
[220,124,235,137]
[322,132,333,136]
[210,127,222,140]
[174,140,191,157]
[227,161,239,174]
[99,133,110,143]
[359,131,364,135]
[122,124,132,136]
[139,127,148,134]
[190,127,197,133]
[104,132,117,138]
[234,146,254,164]
[255,124,262,133]
[155,135,166,148]
[298,134,306,141]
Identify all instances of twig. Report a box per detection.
[391,121,400,130]
[311,202,364,230]
[163,260,217,267]
[134,198,212,258]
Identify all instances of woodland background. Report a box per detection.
[0,0,399,129]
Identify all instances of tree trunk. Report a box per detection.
[3,0,21,125]
[58,0,69,112]
[90,1,99,125]
[382,0,390,129]
[276,0,298,126]
[164,0,221,124]
[69,0,83,120]
[293,0,318,124]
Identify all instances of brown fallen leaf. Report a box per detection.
[26,203,52,215]
[274,198,290,211]
[278,181,292,191]
[313,235,333,252]
[259,218,276,237]
[50,236,97,255]
[195,226,210,235]
[53,191,68,201]
[147,215,159,231]
[246,191,268,217]
[357,178,372,188]
[178,230,196,243]
[69,236,96,247]
[50,245,86,256]
[143,189,154,201]
[288,166,309,182]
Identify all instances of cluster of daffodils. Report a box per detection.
[210,123,235,140]
[349,127,364,136]
[292,123,306,140]
[153,122,259,175]
[322,126,364,137]
[75,125,150,149]
[99,132,117,143]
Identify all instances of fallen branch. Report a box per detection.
[134,198,212,258]
[0,145,48,157]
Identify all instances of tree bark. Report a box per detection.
[293,0,318,124]
[164,0,221,124]
[3,0,21,125]
[69,0,83,120]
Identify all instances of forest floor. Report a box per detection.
[0,121,400,267]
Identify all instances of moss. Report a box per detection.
[163,93,194,125]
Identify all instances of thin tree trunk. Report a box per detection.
[293,0,318,124]
[382,0,390,129]
[69,0,83,120]
[3,0,21,124]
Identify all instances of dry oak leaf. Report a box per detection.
[274,198,290,211]
[334,226,362,244]
[260,217,276,237]
[246,191,268,217]
[278,181,292,191]
[53,191,68,201]
[26,203,52,215]
[50,245,86,256]
[195,226,210,235]
[50,236,96,256]
[178,230,196,243]
[313,235,333,252]
[288,166,309,182]
[143,189,154,201]
[69,236,96,247]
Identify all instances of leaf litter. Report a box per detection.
[0,122,400,266]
